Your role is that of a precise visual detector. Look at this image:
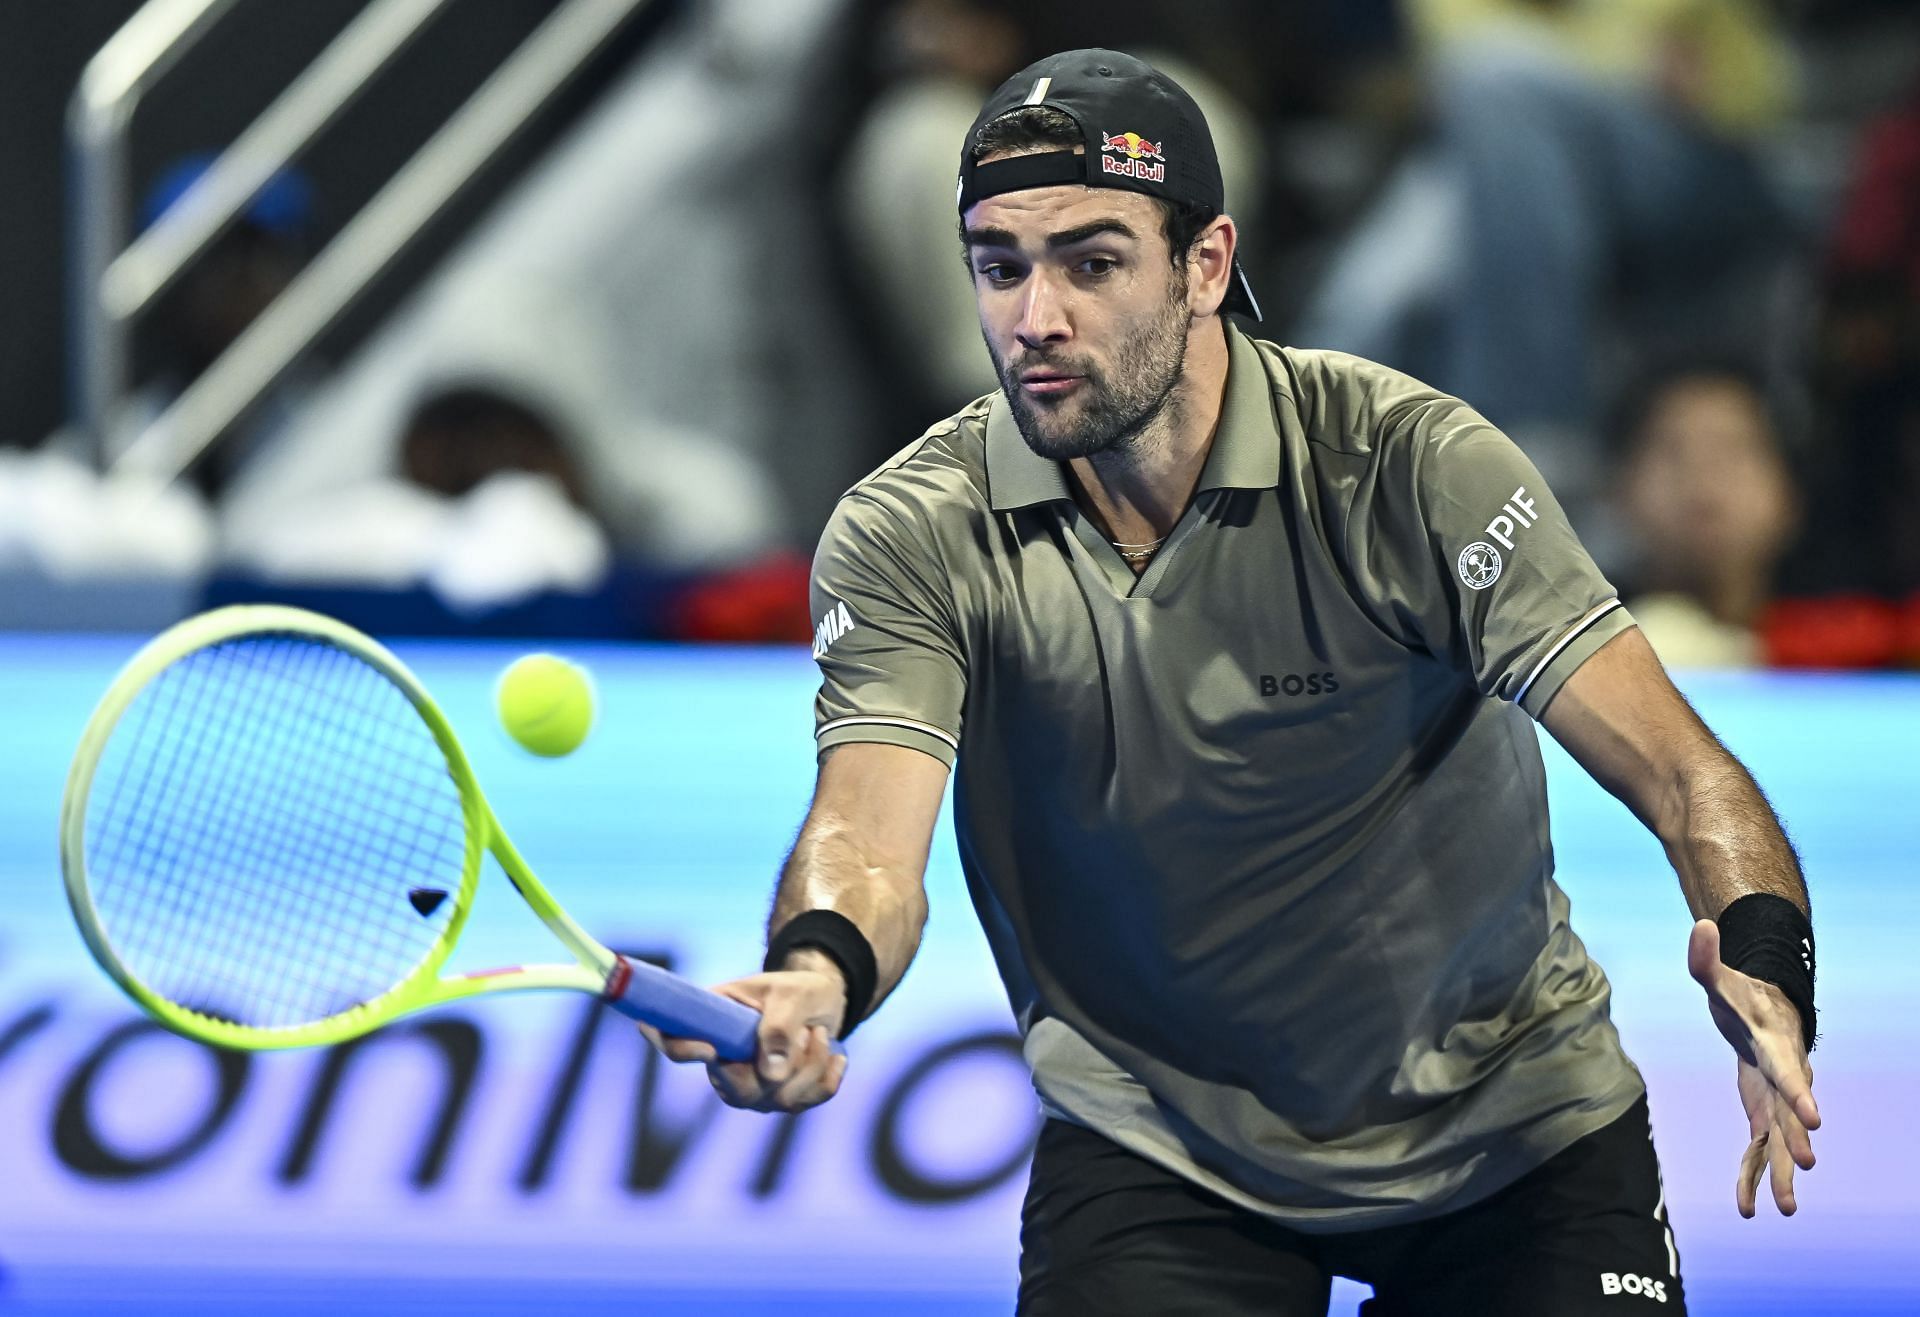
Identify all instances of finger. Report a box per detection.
[755,1007,801,1085]
[1737,1130,1766,1219]
[1753,1036,1822,1132]
[711,977,772,1009]
[771,1026,838,1111]
[708,1058,767,1109]
[666,1039,720,1064]
[1767,1124,1798,1216]
[1774,1097,1816,1171]
[636,1021,721,1063]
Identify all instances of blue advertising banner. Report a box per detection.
[0,637,1914,1315]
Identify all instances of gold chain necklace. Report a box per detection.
[1111,536,1166,563]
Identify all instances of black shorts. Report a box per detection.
[1018,1096,1685,1316]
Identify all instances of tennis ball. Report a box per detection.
[495,653,595,757]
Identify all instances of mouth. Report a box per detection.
[1018,371,1086,398]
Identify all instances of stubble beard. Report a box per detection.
[991,278,1194,463]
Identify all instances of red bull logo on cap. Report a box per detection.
[1100,130,1166,183]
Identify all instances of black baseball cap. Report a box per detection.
[957,48,1260,321]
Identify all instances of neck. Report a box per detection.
[1069,319,1230,544]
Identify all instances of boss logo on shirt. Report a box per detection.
[1599,1272,1669,1303]
[1260,672,1340,697]
[812,600,857,659]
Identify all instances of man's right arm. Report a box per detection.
[643,741,949,1114]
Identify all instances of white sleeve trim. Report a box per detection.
[1514,598,1623,708]
[816,715,960,751]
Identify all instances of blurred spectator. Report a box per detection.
[1297,0,1797,516]
[0,153,311,616]
[221,0,873,608]
[128,153,322,496]
[837,0,1026,417]
[838,0,1266,417]
[1612,362,1798,668]
[227,377,613,615]
[401,387,590,507]
[1812,73,1920,596]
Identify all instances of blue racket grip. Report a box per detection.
[605,955,762,1061]
[606,955,849,1064]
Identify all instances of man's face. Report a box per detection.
[962,182,1193,460]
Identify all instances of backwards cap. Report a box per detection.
[957,48,1260,321]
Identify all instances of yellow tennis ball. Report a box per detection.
[495,654,595,757]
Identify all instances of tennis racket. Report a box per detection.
[58,603,764,1058]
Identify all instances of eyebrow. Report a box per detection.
[963,219,1142,251]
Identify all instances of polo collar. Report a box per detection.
[984,324,1282,513]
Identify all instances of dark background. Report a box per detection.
[0,0,677,450]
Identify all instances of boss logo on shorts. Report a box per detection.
[812,600,857,659]
[1600,1272,1670,1303]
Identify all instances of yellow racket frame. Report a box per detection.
[60,604,621,1051]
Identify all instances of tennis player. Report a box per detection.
[645,49,1819,1316]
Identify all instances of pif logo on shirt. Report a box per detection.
[813,600,856,659]
[1484,486,1539,551]
[1458,486,1540,591]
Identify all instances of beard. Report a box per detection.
[989,278,1193,462]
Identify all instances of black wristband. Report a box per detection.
[1717,892,1816,1053]
[764,909,878,1041]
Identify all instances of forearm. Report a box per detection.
[1658,752,1810,921]
[768,813,929,1016]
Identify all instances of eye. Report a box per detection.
[1077,257,1118,278]
[974,261,1021,286]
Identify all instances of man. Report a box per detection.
[645,49,1819,1316]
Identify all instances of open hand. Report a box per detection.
[1687,918,1820,1217]
[637,967,849,1114]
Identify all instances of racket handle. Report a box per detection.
[604,955,762,1062]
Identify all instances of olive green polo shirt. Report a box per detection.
[808,326,1645,1230]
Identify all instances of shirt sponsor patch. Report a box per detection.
[812,600,857,659]
[1460,484,1542,590]
[1458,542,1502,591]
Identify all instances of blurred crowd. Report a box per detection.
[4,0,1919,665]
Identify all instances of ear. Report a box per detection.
[1187,214,1237,319]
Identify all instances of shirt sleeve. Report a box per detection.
[809,491,966,766]
[1363,398,1634,718]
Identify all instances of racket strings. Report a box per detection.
[84,633,471,1030]
[101,638,463,1023]
[94,641,426,1020]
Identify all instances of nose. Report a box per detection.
[1014,270,1071,351]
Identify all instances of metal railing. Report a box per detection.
[68,0,655,485]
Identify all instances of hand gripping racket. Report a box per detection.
[58,604,763,1058]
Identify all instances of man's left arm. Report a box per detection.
[1542,624,1821,1218]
